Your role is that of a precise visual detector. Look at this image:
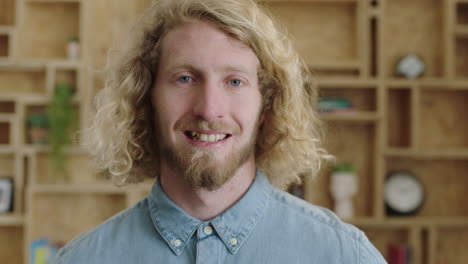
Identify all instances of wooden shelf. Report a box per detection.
[0,59,82,69]
[26,0,81,3]
[309,60,360,71]
[455,25,468,37]
[320,111,379,122]
[0,0,466,263]
[0,26,13,35]
[29,184,126,194]
[350,217,468,228]
[261,0,358,3]
[385,148,468,160]
[0,215,24,226]
[317,78,378,88]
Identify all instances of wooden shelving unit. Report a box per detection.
[0,0,467,263]
[261,0,468,264]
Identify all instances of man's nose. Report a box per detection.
[192,81,226,121]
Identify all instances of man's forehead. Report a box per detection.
[158,20,260,73]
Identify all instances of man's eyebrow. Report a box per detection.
[166,64,199,73]
[166,64,256,76]
[221,65,253,75]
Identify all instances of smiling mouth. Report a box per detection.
[184,131,232,143]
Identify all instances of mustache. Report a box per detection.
[174,119,240,135]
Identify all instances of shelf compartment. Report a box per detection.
[18,1,80,59]
[29,192,126,245]
[358,226,409,262]
[383,0,444,78]
[0,153,14,177]
[457,2,468,25]
[34,150,95,185]
[262,1,358,70]
[55,69,78,89]
[306,123,376,218]
[0,100,15,113]
[455,38,468,78]
[387,88,411,148]
[23,103,80,146]
[0,0,16,26]
[419,89,468,150]
[0,68,47,96]
[386,158,468,218]
[319,86,377,112]
[0,120,11,145]
[0,226,23,264]
[436,227,468,264]
[0,34,8,57]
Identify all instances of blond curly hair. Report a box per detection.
[85,0,329,189]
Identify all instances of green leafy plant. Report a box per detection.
[333,163,356,174]
[47,83,76,182]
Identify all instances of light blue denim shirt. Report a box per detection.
[52,171,386,263]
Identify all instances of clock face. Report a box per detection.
[385,172,424,215]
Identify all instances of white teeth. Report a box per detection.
[190,132,228,143]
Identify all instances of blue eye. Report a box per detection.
[178,76,191,83]
[229,79,242,87]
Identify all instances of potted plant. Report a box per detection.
[47,83,76,182]
[66,36,80,60]
[26,114,49,144]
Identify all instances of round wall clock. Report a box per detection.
[384,171,425,216]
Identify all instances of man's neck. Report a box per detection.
[159,160,257,221]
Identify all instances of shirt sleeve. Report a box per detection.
[358,232,388,264]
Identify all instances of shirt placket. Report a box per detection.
[196,222,221,264]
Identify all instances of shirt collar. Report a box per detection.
[148,170,271,255]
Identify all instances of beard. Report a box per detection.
[158,117,260,191]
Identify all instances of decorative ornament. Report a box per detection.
[396,54,425,79]
[330,163,358,220]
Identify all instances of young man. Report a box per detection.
[53,0,386,263]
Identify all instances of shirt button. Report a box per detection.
[173,239,182,247]
[203,226,213,235]
[229,237,238,246]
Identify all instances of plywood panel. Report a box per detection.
[306,122,375,218]
[262,2,358,64]
[436,227,468,264]
[387,88,411,148]
[0,70,46,95]
[0,226,23,264]
[384,0,443,78]
[419,89,468,150]
[18,2,79,59]
[87,0,153,69]
[386,158,468,217]
[0,0,15,25]
[30,193,126,243]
